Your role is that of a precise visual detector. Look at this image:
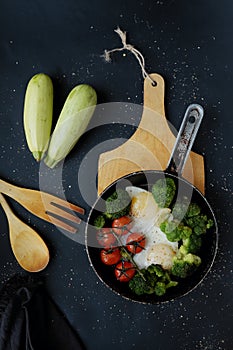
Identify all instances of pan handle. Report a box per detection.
[166,104,204,175]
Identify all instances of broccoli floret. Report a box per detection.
[147,264,164,277]
[152,178,176,208]
[184,253,201,265]
[154,270,178,296]
[154,282,167,296]
[184,214,213,235]
[207,219,214,229]
[172,200,201,221]
[160,221,167,233]
[171,258,190,278]
[129,266,159,295]
[180,225,192,239]
[160,220,181,242]
[171,253,201,278]
[160,220,192,242]
[129,264,178,296]
[185,203,201,218]
[166,280,179,289]
[104,189,131,220]
[182,234,202,254]
[166,226,183,242]
[94,215,105,229]
[128,272,155,295]
[178,245,189,256]
[172,197,189,221]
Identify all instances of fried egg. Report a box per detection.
[125,186,178,270]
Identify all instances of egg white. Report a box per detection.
[125,186,147,198]
[126,186,159,230]
[132,224,178,270]
[125,186,178,270]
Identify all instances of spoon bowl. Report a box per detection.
[0,193,49,272]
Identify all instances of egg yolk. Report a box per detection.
[146,243,176,270]
[131,192,159,219]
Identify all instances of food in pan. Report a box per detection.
[95,178,214,297]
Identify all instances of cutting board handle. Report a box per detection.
[143,73,166,117]
[137,73,177,142]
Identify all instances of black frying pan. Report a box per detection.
[85,104,218,304]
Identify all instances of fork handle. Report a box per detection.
[0,179,23,200]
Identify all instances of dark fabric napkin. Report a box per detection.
[0,274,86,350]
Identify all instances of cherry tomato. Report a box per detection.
[112,216,132,235]
[114,261,136,282]
[126,233,146,254]
[100,247,121,265]
[96,228,116,248]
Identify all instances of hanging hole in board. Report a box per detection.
[151,80,157,87]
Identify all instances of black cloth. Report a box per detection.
[0,274,86,350]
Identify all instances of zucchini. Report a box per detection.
[44,84,97,168]
[23,73,53,161]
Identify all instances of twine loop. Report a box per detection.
[103,27,156,86]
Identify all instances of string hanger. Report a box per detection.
[103,27,156,86]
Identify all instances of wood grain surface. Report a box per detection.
[98,73,205,195]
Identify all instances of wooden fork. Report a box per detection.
[0,179,85,233]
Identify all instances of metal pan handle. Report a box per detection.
[166,104,204,175]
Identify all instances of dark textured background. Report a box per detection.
[0,1,232,349]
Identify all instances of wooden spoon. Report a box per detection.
[0,192,49,272]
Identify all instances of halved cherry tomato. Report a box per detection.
[114,261,136,282]
[112,216,132,235]
[96,228,116,248]
[100,247,121,265]
[126,233,146,254]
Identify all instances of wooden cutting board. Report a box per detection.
[97,73,205,195]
